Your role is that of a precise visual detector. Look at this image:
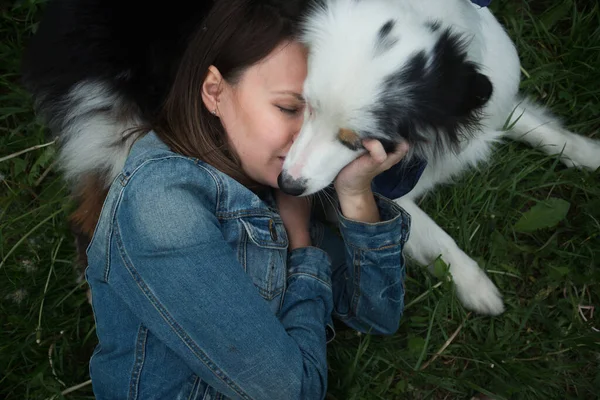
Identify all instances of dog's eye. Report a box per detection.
[307,104,313,117]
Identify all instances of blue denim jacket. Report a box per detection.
[85,131,410,400]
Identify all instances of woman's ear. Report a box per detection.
[201,65,224,115]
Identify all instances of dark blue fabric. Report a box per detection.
[471,0,492,6]
[371,156,428,199]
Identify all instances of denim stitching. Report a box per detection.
[286,273,332,290]
[123,155,222,216]
[239,222,248,273]
[217,210,280,219]
[194,161,222,217]
[121,155,193,185]
[237,218,285,300]
[187,375,200,400]
[128,324,148,400]
[105,156,220,281]
[115,228,254,400]
[344,242,403,252]
[339,213,410,251]
[350,247,361,317]
[103,185,129,282]
[200,381,210,400]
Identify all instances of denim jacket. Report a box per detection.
[85,131,411,400]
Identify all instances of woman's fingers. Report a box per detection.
[361,139,409,172]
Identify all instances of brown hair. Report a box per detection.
[152,0,308,190]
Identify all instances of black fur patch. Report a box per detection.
[379,20,395,39]
[20,0,216,130]
[378,138,398,153]
[369,27,493,158]
[426,20,442,32]
[374,19,398,56]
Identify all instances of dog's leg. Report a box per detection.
[395,197,504,316]
[507,97,600,170]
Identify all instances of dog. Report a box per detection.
[277,0,600,315]
[20,0,217,259]
[21,0,599,315]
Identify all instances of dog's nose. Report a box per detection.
[277,171,307,196]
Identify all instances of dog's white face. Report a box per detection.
[278,0,494,196]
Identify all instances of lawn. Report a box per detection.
[1,0,599,399]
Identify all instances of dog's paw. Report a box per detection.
[559,132,600,171]
[447,253,505,316]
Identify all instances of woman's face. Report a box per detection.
[203,41,308,188]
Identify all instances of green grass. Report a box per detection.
[1,0,599,399]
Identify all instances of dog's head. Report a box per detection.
[278,0,493,196]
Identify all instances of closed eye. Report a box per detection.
[277,105,303,116]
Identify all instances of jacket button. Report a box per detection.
[268,219,278,241]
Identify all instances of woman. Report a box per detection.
[85,1,411,399]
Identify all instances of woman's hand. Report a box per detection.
[275,190,312,250]
[334,139,409,222]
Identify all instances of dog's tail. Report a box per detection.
[20,0,214,256]
[21,0,212,188]
[27,79,143,189]
[506,96,600,170]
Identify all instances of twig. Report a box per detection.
[578,305,594,322]
[48,342,66,387]
[512,347,573,362]
[0,140,56,163]
[404,281,443,310]
[420,312,471,371]
[35,160,57,187]
[486,270,522,279]
[45,379,93,398]
[61,379,93,395]
[36,238,63,344]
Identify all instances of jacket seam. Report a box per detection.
[193,161,222,216]
[286,272,332,290]
[123,155,222,216]
[114,225,254,400]
[350,247,361,318]
[188,375,201,400]
[343,241,403,252]
[103,184,127,282]
[128,324,148,400]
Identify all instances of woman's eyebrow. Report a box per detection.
[272,90,305,102]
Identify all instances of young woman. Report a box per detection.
[84,1,411,399]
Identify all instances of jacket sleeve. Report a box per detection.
[108,158,333,400]
[313,193,410,335]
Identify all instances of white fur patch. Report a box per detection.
[56,80,142,187]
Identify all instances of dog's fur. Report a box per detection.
[22,0,600,315]
[21,0,216,253]
[281,0,600,315]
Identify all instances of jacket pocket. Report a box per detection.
[239,216,288,300]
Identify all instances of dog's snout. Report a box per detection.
[277,171,307,196]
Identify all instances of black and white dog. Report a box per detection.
[280,0,600,315]
[22,0,599,315]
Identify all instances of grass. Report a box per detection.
[1,0,599,399]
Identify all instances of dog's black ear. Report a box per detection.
[430,28,494,120]
[371,27,494,155]
[458,65,493,117]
